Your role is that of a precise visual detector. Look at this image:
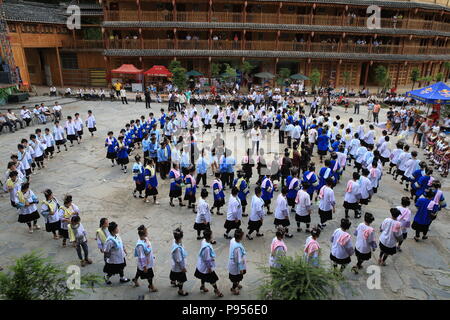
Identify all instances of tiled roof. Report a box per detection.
[2,0,68,24]
[104,49,450,61]
[251,0,450,11]
[102,21,450,38]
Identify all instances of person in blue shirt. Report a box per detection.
[159,109,167,128]
[116,136,129,173]
[330,135,341,153]
[169,163,185,207]
[286,168,300,211]
[234,171,249,216]
[261,175,274,215]
[141,133,150,164]
[184,166,197,213]
[226,150,236,189]
[316,160,333,200]
[196,148,209,188]
[412,168,433,201]
[211,172,225,215]
[219,152,229,190]
[410,162,427,198]
[412,190,438,241]
[302,163,319,200]
[148,134,158,167]
[144,159,159,204]
[180,147,191,176]
[317,129,330,163]
[105,131,118,167]
[132,155,145,198]
[150,124,160,145]
[157,140,170,179]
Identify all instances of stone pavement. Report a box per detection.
[0,98,448,300]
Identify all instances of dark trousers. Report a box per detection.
[145,100,151,109]
[354,105,360,114]
[373,112,379,123]
[121,97,128,104]
[76,241,89,260]
[279,130,285,144]
[196,173,207,186]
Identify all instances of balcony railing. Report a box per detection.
[102,38,449,56]
[104,10,450,32]
[62,40,104,49]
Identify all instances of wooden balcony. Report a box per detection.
[104,10,450,33]
[62,40,104,50]
[103,38,448,57]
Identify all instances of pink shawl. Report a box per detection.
[337,232,351,246]
[170,169,180,179]
[346,180,353,193]
[271,238,287,254]
[363,227,374,240]
[213,179,223,191]
[319,186,326,199]
[186,174,196,187]
[289,178,299,190]
[304,238,320,255]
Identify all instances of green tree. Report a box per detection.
[419,75,433,86]
[309,68,321,92]
[239,61,255,84]
[0,251,101,300]
[169,60,187,90]
[374,65,389,93]
[222,63,237,80]
[258,255,345,300]
[435,72,444,82]
[444,61,450,81]
[277,67,291,86]
[410,67,420,90]
[210,63,221,78]
[342,71,351,92]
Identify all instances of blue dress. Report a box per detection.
[412,197,438,232]
[302,171,318,197]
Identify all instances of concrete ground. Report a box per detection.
[0,97,448,300]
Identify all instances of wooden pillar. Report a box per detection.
[139,28,143,49]
[55,47,64,87]
[336,60,341,88]
[276,30,280,50]
[137,0,141,21]
[394,63,401,89]
[363,62,370,89]
[277,2,282,24]
[209,29,212,50]
[172,0,177,21]
[174,28,178,49]
[310,4,315,25]
[242,30,246,50]
[208,0,212,23]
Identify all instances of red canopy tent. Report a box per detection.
[111,64,143,74]
[144,65,172,77]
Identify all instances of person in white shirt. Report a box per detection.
[378,208,403,266]
[53,120,68,152]
[396,197,412,252]
[86,110,97,137]
[194,189,214,241]
[224,188,242,239]
[318,178,336,229]
[273,187,293,238]
[394,144,411,182]
[74,113,84,144]
[378,136,391,166]
[344,172,361,219]
[293,180,312,233]
[330,218,354,271]
[52,102,62,121]
[403,151,419,191]
[120,88,128,104]
[49,86,57,96]
[388,141,404,175]
[247,186,265,240]
[228,229,247,295]
[351,212,377,274]
[20,106,32,127]
[65,116,77,146]
[250,124,261,155]
[170,228,189,296]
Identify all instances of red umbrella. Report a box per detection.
[111,64,143,74]
[144,65,172,77]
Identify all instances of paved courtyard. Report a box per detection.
[0,97,449,300]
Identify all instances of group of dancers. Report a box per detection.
[2,91,447,298]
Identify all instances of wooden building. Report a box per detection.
[3,0,450,89]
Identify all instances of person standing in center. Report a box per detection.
[318,177,336,230]
[224,187,242,239]
[247,186,265,240]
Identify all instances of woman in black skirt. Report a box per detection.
[351,213,377,274]
[194,229,223,297]
[16,182,41,233]
[170,228,189,296]
[329,218,354,272]
[103,222,130,284]
[132,226,158,292]
[40,189,61,240]
[378,208,403,266]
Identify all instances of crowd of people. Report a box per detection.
[1,83,448,299]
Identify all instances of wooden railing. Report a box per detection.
[62,40,104,49]
[104,10,450,33]
[102,38,449,56]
